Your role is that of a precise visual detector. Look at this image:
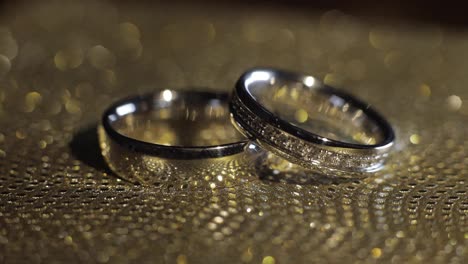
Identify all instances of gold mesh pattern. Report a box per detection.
[0,1,467,263]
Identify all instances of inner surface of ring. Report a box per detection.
[109,91,245,147]
[244,73,384,145]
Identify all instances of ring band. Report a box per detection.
[230,68,395,174]
[101,90,248,159]
[99,90,249,183]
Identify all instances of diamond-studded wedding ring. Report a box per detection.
[230,68,395,174]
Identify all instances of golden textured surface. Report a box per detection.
[0,1,467,263]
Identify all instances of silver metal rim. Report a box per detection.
[102,90,249,159]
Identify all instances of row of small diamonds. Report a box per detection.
[231,95,385,171]
[230,94,384,163]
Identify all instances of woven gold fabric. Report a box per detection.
[0,1,466,263]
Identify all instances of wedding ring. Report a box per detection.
[230,68,395,174]
[99,89,249,183]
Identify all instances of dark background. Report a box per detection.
[140,1,468,27]
[1,0,468,27]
